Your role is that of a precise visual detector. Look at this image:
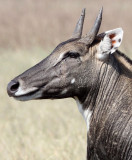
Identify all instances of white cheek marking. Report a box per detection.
[74,97,92,132]
[61,89,67,95]
[53,52,65,66]
[15,87,38,96]
[58,53,64,61]
[71,78,75,84]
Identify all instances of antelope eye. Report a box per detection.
[64,52,80,59]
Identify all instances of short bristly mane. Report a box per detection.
[114,50,132,72]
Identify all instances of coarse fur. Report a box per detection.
[7,9,132,160]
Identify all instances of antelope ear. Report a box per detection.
[97,28,123,60]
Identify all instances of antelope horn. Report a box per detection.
[72,8,85,39]
[80,7,103,44]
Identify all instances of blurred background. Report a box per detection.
[0,0,132,160]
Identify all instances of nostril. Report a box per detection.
[7,80,20,96]
[10,82,19,92]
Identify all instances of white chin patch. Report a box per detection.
[15,87,38,96]
[15,95,34,101]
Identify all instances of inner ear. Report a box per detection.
[97,28,123,60]
[106,28,123,53]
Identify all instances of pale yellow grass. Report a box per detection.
[0,0,132,159]
[0,0,132,50]
[0,47,132,160]
[0,49,87,160]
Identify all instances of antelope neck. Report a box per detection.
[75,57,121,131]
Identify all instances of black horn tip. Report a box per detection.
[72,8,85,39]
[99,7,103,18]
[81,8,86,16]
[79,7,103,44]
[96,7,103,22]
[100,6,103,13]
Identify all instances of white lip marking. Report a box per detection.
[15,89,43,101]
[15,87,38,96]
[74,97,92,132]
[71,78,75,84]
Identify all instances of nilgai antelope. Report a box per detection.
[7,8,132,160]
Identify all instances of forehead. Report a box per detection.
[52,39,85,55]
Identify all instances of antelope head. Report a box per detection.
[7,8,123,102]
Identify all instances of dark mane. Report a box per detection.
[114,50,132,75]
[116,50,132,65]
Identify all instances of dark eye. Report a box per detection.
[64,51,80,59]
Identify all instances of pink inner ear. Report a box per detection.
[112,40,116,44]
[109,34,116,39]
[111,40,116,48]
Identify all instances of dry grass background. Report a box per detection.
[1,50,86,160]
[0,0,132,160]
[0,0,132,52]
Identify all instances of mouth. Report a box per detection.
[13,89,42,101]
